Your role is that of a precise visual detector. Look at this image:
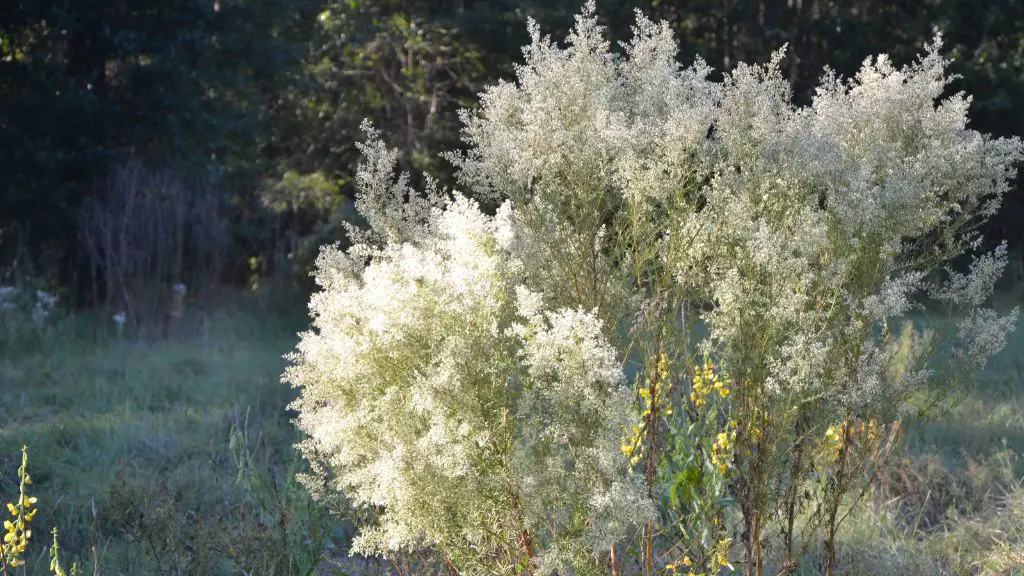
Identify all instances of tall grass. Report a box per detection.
[0,296,337,575]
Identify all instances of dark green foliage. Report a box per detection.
[0,0,316,287]
[2,0,1023,295]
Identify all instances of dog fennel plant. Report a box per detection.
[286,3,1023,575]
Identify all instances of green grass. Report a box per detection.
[0,297,338,575]
[2,292,1023,575]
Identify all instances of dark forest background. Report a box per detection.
[3,0,1023,309]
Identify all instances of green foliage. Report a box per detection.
[5,0,1024,297]
[225,409,331,576]
[0,0,315,284]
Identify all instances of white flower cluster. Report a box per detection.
[289,2,1022,572]
[0,286,16,313]
[288,191,648,571]
[685,36,1022,404]
[450,1,1020,407]
[0,286,58,326]
[32,291,57,325]
[345,120,447,251]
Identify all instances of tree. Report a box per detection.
[0,0,315,284]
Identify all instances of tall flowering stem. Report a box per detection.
[2,446,38,574]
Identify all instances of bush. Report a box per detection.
[0,281,61,353]
[287,3,1023,575]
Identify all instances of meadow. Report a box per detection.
[0,288,1021,575]
[0,295,336,575]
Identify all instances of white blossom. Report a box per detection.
[954,307,1019,368]
[930,242,1010,307]
[288,154,649,570]
[31,291,57,325]
[0,286,17,313]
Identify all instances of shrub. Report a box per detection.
[287,167,651,574]
[0,281,61,352]
[288,3,1023,575]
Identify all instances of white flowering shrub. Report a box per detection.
[287,143,651,574]
[288,3,1023,575]
[0,284,60,350]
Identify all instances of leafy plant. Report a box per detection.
[223,409,332,576]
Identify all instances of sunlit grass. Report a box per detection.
[791,294,1024,575]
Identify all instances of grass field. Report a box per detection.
[0,297,341,575]
[1,292,1022,575]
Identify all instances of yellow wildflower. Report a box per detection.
[2,446,37,572]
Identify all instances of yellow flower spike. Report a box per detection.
[682,555,692,567]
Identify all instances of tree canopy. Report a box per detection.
[2,0,1022,289]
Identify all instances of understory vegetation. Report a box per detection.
[0,300,336,575]
[0,296,1021,574]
